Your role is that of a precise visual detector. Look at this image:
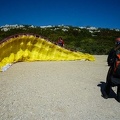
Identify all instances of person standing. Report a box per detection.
[103,37,120,102]
[57,37,64,47]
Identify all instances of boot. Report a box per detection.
[117,86,120,102]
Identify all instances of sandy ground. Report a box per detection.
[0,55,120,120]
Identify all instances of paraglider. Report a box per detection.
[0,33,95,72]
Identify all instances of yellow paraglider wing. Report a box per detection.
[0,34,95,71]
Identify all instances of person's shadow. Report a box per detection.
[97,81,117,100]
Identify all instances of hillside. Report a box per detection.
[0,24,120,55]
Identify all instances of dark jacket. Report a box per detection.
[107,44,120,66]
[107,48,116,66]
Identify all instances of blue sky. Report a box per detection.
[0,0,120,29]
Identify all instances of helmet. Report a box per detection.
[115,37,120,45]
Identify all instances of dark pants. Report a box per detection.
[117,85,120,102]
[105,66,113,95]
[105,66,120,101]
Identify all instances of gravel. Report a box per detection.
[0,55,120,120]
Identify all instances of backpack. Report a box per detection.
[113,48,120,78]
